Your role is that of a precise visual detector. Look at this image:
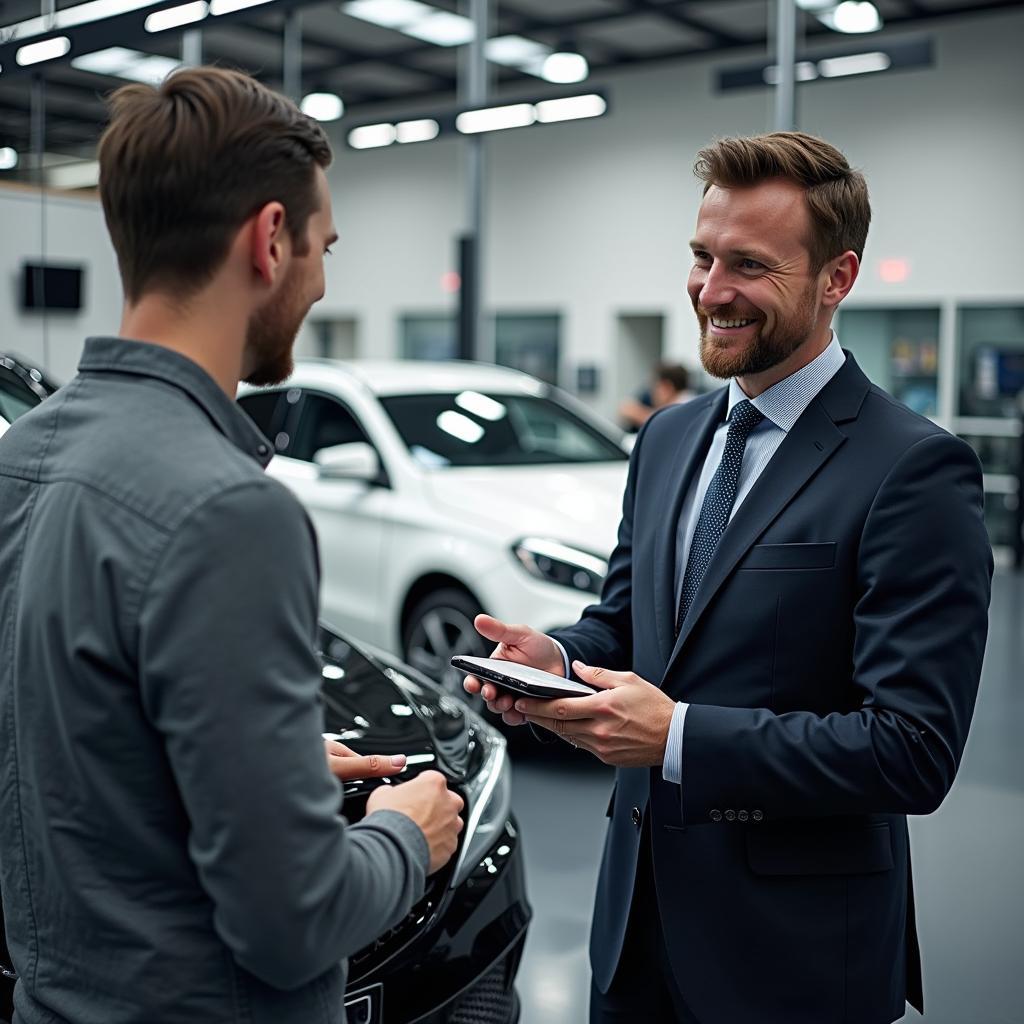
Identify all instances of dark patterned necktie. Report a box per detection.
[675,399,765,636]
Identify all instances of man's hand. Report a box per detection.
[324,739,407,781]
[462,614,564,727]
[515,661,676,767]
[366,770,465,875]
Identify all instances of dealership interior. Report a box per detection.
[2,0,1023,1022]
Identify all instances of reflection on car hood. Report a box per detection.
[318,628,484,792]
[423,463,627,554]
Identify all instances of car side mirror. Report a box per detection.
[314,442,380,483]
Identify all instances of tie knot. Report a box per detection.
[728,399,764,438]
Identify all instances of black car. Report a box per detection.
[0,627,529,1024]
[0,352,57,436]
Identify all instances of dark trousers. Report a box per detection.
[589,824,700,1024]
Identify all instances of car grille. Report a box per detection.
[445,957,519,1024]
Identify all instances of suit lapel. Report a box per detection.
[651,390,727,665]
[663,353,870,679]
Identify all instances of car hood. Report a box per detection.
[423,462,628,555]
[318,628,484,795]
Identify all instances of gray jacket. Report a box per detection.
[0,337,428,1024]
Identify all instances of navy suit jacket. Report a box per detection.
[551,353,992,1024]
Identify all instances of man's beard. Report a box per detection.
[697,285,817,380]
[243,272,308,387]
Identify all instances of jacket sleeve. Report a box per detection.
[137,478,429,990]
[679,431,992,825]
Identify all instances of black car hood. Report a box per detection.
[317,626,485,792]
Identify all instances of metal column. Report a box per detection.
[773,0,796,131]
[283,11,303,103]
[457,0,488,362]
[181,30,202,66]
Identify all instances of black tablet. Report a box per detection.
[451,655,598,700]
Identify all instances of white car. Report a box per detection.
[238,360,629,698]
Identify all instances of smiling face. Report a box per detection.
[687,178,834,386]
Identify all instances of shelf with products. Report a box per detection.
[836,306,941,418]
[953,305,1024,563]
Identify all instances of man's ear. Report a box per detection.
[250,201,288,286]
[821,250,859,310]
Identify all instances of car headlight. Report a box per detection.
[512,537,608,596]
[451,719,511,888]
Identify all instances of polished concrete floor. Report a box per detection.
[508,569,1024,1024]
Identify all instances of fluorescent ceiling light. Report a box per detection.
[820,1,882,33]
[348,123,396,149]
[2,0,162,42]
[485,34,549,67]
[396,118,439,143]
[456,103,535,135]
[145,1,208,31]
[795,0,836,10]
[0,147,18,170]
[72,46,179,83]
[763,60,819,84]
[437,410,484,444]
[535,93,606,124]
[455,391,506,421]
[818,50,890,76]
[47,159,100,189]
[403,10,473,46]
[210,0,274,14]
[301,92,344,120]
[342,0,432,29]
[16,36,71,65]
[542,51,588,85]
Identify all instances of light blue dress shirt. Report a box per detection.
[551,336,846,782]
[661,334,846,784]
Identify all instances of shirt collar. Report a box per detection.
[78,337,274,468]
[726,332,846,433]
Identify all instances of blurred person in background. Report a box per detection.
[619,361,695,432]
[0,67,463,1024]
[467,131,992,1024]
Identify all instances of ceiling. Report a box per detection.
[0,0,1019,172]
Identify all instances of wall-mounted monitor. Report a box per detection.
[20,263,84,311]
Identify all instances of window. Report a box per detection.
[289,393,371,463]
[401,315,457,361]
[380,391,626,468]
[495,314,560,386]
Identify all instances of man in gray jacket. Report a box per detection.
[0,67,463,1024]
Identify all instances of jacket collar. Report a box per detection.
[78,336,274,468]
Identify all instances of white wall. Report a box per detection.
[1,7,1021,409]
[0,186,122,384]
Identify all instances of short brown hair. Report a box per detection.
[98,67,332,303]
[693,131,870,271]
[655,362,690,392]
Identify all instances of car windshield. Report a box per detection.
[380,391,627,467]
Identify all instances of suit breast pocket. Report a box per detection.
[738,542,836,571]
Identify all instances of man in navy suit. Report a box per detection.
[465,132,992,1023]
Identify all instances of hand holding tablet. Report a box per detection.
[451,655,598,700]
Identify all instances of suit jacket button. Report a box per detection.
[631,806,642,828]
[710,809,723,823]
[752,810,764,822]
[724,809,736,822]
[737,810,749,822]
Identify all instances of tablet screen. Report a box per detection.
[451,656,597,697]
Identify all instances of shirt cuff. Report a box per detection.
[662,701,689,785]
[550,637,571,678]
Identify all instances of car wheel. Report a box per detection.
[403,588,489,707]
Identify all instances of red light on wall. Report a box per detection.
[878,259,909,283]
[441,271,461,293]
